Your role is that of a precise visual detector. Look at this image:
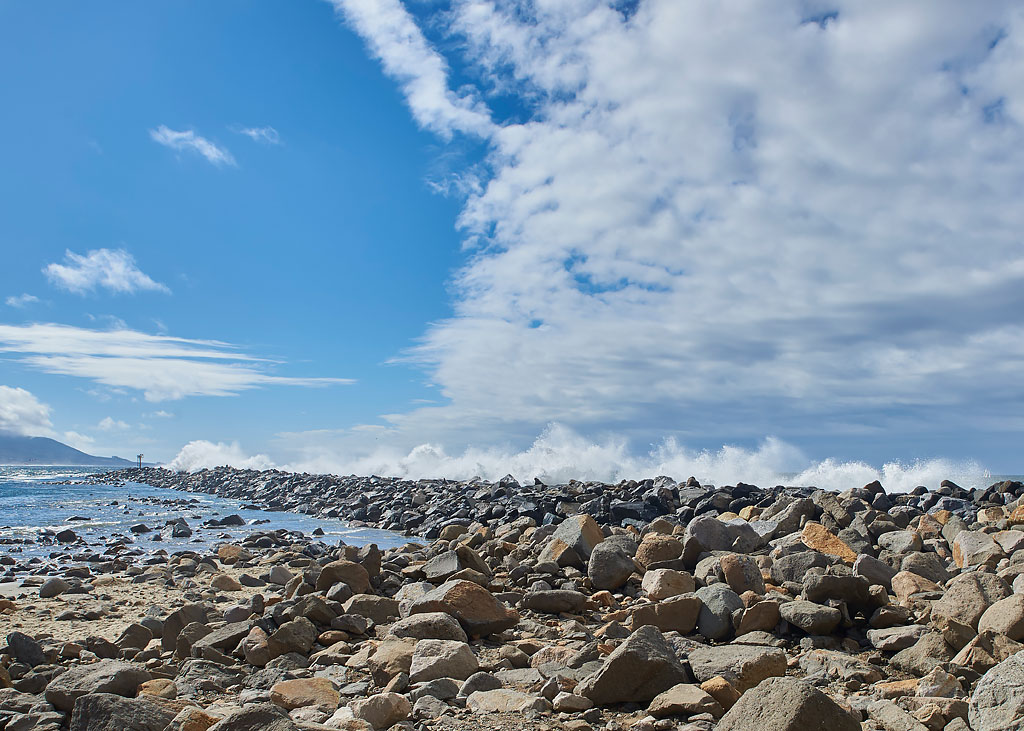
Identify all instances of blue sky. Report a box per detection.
[2,1,1023,486]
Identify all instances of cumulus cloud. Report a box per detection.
[5,294,39,308]
[236,126,281,145]
[0,386,54,437]
[44,248,169,295]
[150,125,236,166]
[332,0,1024,455]
[97,416,130,431]
[0,323,353,402]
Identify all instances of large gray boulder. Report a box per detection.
[576,625,691,705]
[695,584,743,640]
[69,693,179,731]
[687,644,787,692]
[932,573,1011,630]
[717,676,860,731]
[970,651,1024,731]
[588,542,637,591]
[45,660,152,712]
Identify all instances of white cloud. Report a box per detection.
[44,249,169,295]
[0,386,54,437]
[236,126,281,145]
[97,416,130,431]
[5,294,39,308]
[148,410,174,419]
[334,0,1024,453]
[328,0,494,137]
[62,430,95,451]
[0,323,353,402]
[149,125,236,166]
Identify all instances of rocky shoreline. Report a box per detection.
[2,467,1024,731]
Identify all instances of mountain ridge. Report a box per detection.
[0,433,135,466]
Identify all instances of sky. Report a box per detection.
[1,1,1023,486]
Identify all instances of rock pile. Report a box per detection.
[2,470,1024,730]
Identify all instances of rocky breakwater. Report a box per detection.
[2,474,1024,730]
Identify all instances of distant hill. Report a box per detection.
[0,434,135,466]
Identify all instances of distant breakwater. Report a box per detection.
[91,466,1024,540]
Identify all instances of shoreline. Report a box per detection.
[1,468,1023,730]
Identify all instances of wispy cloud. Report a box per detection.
[5,293,39,309]
[0,385,53,437]
[0,323,353,402]
[236,126,281,145]
[149,125,236,166]
[328,0,493,138]
[44,248,169,295]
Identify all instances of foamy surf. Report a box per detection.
[165,423,995,493]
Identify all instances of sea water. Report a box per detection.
[0,465,413,565]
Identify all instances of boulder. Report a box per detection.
[388,612,468,643]
[635,535,684,568]
[409,640,479,683]
[952,531,1003,568]
[969,651,1024,731]
[695,584,743,640]
[522,590,587,614]
[162,604,208,651]
[977,594,1024,641]
[647,683,724,719]
[576,625,691,705]
[717,676,860,731]
[932,573,1011,630]
[801,523,857,563]
[780,600,841,635]
[270,678,340,711]
[466,689,549,713]
[720,553,766,595]
[6,631,46,667]
[641,569,695,600]
[68,693,181,731]
[409,580,519,637]
[316,560,371,594]
[547,514,605,560]
[207,703,299,731]
[349,692,411,730]
[39,577,71,598]
[45,659,152,712]
[687,644,788,692]
[587,542,637,591]
[630,594,702,633]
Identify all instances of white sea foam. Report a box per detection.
[165,423,993,493]
[165,440,275,472]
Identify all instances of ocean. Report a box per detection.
[0,465,412,569]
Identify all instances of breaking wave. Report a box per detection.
[164,423,992,493]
